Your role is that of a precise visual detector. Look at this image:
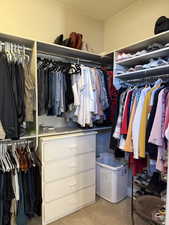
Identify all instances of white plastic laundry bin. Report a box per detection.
[96,153,128,203]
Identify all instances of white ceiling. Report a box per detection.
[59,0,135,20]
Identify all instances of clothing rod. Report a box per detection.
[125,74,169,83]
[0,42,32,52]
[38,51,102,65]
[6,140,33,147]
[0,136,36,143]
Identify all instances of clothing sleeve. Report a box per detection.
[132,88,150,159]
[148,90,164,146]
[139,89,154,158]
[124,98,137,152]
[120,90,133,135]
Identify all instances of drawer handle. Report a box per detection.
[69,182,77,187]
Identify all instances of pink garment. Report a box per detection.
[163,92,169,135]
[149,89,165,146]
[149,88,169,173]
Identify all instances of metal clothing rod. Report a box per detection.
[0,136,36,144]
[0,41,32,52]
[38,51,102,66]
[6,140,34,147]
[125,74,169,83]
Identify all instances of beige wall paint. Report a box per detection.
[104,0,169,52]
[0,0,104,53]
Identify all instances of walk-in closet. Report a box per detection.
[0,1,169,225]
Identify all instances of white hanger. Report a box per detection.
[5,145,14,171]
[0,41,2,52]
[3,144,11,172]
[154,78,162,87]
[1,144,9,172]
[0,143,5,172]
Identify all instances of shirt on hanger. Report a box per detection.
[124,97,137,152]
[139,86,159,158]
[132,87,151,159]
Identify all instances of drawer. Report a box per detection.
[44,186,95,223]
[44,169,95,202]
[44,152,95,182]
[42,134,96,163]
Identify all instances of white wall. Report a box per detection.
[0,0,104,53]
[104,0,169,52]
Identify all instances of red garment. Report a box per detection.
[128,153,147,176]
[120,90,133,134]
[106,71,118,122]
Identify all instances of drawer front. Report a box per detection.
[42,134,96,163]
[44,169,95,202]
[44,152,95,182]
[44,186,95,223]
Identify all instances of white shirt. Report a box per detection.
[132,87,151,159]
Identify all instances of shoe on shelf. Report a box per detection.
[135,50,147,56]
[135,64,144,71]
[117,52,132,61]
[81,41,89,51]
[69,32,78,48]
[54,34,64,45]
[156,57,168,66]
[76,33,83,50]
[147,43,164,52]
[62,38,71,47]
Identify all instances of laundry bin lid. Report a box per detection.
[97,153,126,170]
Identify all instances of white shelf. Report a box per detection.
[116,30,169,53]
[38,126,112,137]
[37,41,112,65]
[116,46,169,66]
[115,64,169,79]
[0,32,35,48]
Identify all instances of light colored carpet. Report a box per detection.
[29,197,148,225]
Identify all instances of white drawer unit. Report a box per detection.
[42,133,96,162]
[44,152,95,182]
[39,132,96,225]
[44,186,95,224]
[44,169,95,202]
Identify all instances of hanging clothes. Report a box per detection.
[0,140,42,225]
[37,57,111,128]
[0,52,18,139]
[0,45,35,140]
[110,80,169,175]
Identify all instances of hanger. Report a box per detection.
[0,143,6,172]
[0,41,3,52]
[5,144,14,171]
[11,143,20,171]
[2,144,11,172]
[26,140,36,167]
[5,42,12,61]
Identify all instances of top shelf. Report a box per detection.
[37,41,112,65]
[116,30,169,53]
[0,32,112,65]
[0,32,35,48]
